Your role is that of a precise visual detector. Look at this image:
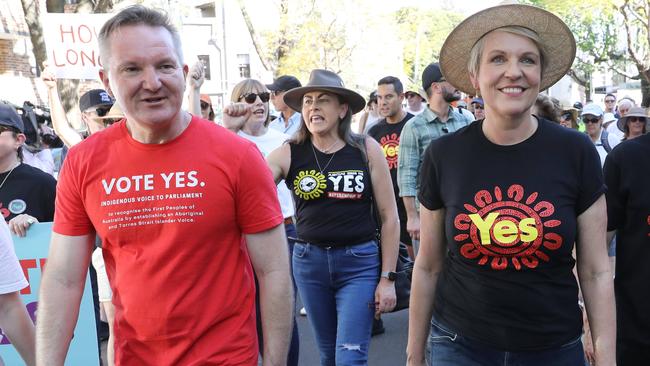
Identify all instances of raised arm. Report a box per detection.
[246,224,293,366]
[36,232,95,365]
[575,195,616,366]
[41,63,83,147]
[186,60,205,116]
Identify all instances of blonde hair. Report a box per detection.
[230,79,271,126]
[468,26,547,83]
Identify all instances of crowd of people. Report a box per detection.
[1,3,649,366]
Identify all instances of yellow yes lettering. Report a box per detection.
[468,213,538,245]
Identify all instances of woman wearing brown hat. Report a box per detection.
[266,69,399,365]
[617,106,648,141]
[407,4,615,366]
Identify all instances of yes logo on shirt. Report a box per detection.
[293,170,327,200]
[379,133,400,169]
[453,184,563,271]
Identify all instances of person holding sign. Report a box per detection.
[36,5,293,366]
[0,220,35,366]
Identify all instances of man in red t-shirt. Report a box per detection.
[35,5,293,366]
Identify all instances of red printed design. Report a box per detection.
[453,184,562,271]
[379,133,400,170]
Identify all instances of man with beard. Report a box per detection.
[397,63,472,253]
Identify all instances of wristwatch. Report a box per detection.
[380,271,397,281]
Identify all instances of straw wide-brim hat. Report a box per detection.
[617,107,649,132]
[283,69,366,114]
[439,4,576,95]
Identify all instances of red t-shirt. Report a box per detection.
[54,116,283,365]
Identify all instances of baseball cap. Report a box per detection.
[471,97,484,106]
[266,75,302,91]
[79,89,114,112]
[580,103,603,117]
[0,104,25,133]
[200,94,212,106]
[421,63,444,90]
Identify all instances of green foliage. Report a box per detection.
[393,7,464,85]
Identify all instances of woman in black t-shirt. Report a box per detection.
[267,69,399,365]
[406,5,616,366]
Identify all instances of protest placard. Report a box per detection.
[0,223,99,365]
[42,13,112,80]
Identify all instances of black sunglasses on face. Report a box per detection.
[200,102,210,110]
[583,117,600,124]
[605,99,616,103]
[628,117,647,123]
[239,92,270,104]
[95,106,112,117]
[561,113,572,120]
[473,105,484,110]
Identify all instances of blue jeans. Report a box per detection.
[293,240,380,366]
[428,317,587,366]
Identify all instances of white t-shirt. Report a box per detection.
[405,105,426,116]
[22,149,55,177]
[591,130,609,167]
[606,122,624,149]
[238,129,295,219]
[0,220,28,295]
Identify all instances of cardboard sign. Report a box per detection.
[42,13,112,80]
[0,223,99,366]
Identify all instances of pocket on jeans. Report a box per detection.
[347,241,379,258]
[293,243,308,258]
[429,320,458,343]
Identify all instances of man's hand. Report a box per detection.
[222,103,251,132]
[187,60,205,90]
[41,61,57,90]
[407,214,420,241]
[8,214,38,237]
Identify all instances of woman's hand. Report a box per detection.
[222,103,251,132]
[375,278,396,317]
[9,214,38,237]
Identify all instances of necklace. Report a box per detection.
[313,139,340,154]
[311,140,340,175]
[0,163,19,190]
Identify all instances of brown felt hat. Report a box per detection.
[617,107,649,132]
[283,69,365,114]
[439,4,576,94]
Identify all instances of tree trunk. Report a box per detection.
[20,0,46,75]
[237,0,271,72]
[641,73,650,107]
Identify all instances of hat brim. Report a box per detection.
[283,86,366,115]
[440,4,576,95]
[617,113,649,132]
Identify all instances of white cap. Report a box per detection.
[602,112,616,124]
[581,103,603,117]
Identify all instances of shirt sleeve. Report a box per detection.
[0,220,28,294]
[603,153,624,231]
[235,144,284,234]
[52,150,95,236]
[397,120,419,197]
[418,142,443,211]
[575,136,607,215]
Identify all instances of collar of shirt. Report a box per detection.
[424,105,457,125]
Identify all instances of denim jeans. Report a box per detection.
[256,223,299,366]
[428,317,587,366]
[293,240,380,366]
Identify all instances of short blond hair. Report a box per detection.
[230,79,271,126]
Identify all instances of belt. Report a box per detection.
[283,217,293,225]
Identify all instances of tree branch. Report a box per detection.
[237,0,272,72]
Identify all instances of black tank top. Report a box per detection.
[286,140,377,247]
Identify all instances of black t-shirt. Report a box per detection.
[286,140,376,246]
[604,133,650,347]
[0,163,57,222]
[368,113,414,245]
[418,119,605,351]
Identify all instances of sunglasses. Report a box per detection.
[605,99,616,103]
[200,102,210,110]
[628,117,647,123]
[473,105,484,110]
[561,113,572,120]
[582,117,600,124]
[238,92,270,104]
[95,106,112,117]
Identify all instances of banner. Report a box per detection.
[42,13,112,80]
[0,223,99,366]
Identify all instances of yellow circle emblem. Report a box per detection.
[294,170,327,200]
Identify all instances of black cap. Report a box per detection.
[422,62,445,90]
[573,101,583,110]
[0,104,24,133]
[266,75,302,91]
[79,89,114,112]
